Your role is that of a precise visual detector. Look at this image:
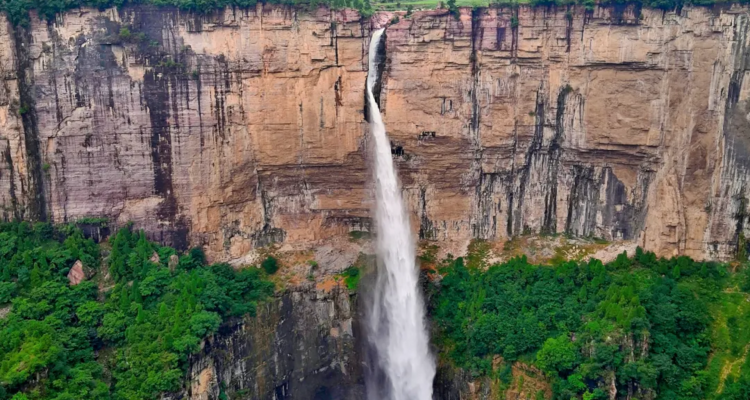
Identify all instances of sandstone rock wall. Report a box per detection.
[1,4,749,260]
[382,6,750,260]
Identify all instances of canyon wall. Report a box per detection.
[0,4,749,260]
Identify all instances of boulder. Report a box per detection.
[67,260,86,286]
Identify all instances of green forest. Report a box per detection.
[2,220,750,400]
[431,244,750,399]
[0,222,274,400]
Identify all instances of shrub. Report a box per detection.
[340,266,361,291]
[119,27,131,41]
[447,0,459,17]
[262,256,279,275]
[348,230,371,241]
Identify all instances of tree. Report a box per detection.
[536,335,579,374]
[262,256,279,275]
[447,0,458,17]
[30,263,42,288]
[0,281,16,303]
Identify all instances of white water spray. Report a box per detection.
[365,28,435,400]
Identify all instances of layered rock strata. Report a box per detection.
[0,5,749,260]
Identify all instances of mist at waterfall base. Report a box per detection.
[362,28,436,400]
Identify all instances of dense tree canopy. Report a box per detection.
[1,219,749,399]
[431,245,750,400]
[0,222,274,400]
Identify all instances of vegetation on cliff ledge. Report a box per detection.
[431,245,750,399]
[0,222,274,400]
[0,0,377,26]
[2,0,747,27]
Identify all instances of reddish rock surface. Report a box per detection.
[67,260,85,286]
[0,5,748,260]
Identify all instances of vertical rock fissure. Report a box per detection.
[418,187,435,240]
[474,171,504,239]
[506,191,515,236]
[510,8,519,57]
[335,76,343,117]
[565,165,599,237]
[565,7,573,52]
[363,29,386,123]
[506,118,520,236]
[331,20,339,66]
[541,87,568,234]
[253,184,286,248]
[469,8,482,144]
[47,25,64,125]
[143,66,178,225]
[601,168,653,241]
[514,89,545,234]
[195,63,205,148]
[734,191,748,259]
[469,9,489,239]
[13,24,47,221]
[3,143,19,220]
[213,56,230,139]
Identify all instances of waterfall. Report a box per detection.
[364,28,436,400]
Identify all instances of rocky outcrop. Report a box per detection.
[0,4,749,260]
[67,259,85,285]
[182,286,363,400]
[434,360,552,400]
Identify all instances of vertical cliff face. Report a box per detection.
[182,286,363,400]
[0,17,26,221]
[0,5,749,260]
[380,6,750,260]
[0,5,373,255]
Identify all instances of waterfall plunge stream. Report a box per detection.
[365,28,435,400]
